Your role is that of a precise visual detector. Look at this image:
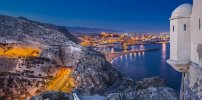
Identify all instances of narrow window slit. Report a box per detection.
[184,24,186,31]
[199,19,201,30]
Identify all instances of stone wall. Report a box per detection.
[184,62,202,100]
[190,0,202,64]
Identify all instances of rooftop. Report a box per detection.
[171,4,192,19]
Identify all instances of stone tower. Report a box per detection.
[167,4,192,72]
[168,0,202,99]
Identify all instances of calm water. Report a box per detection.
[110,43,182,90]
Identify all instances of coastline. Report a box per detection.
[104,48,160,62]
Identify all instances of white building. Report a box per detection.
[167,0,202,99]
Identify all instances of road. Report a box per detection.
[47,68,75,93]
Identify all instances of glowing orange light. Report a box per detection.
[0,45,40,58]
[47,68,76,93]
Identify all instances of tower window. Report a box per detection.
[184,24,186,31]
[199,19,201,30]
[173,25,175,32]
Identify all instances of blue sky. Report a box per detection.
[0,0,193,32]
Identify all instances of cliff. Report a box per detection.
[0,14,119,99]
[182,63,202,100]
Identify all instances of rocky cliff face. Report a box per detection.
[183,63,202,100]
[72,48,118,95]
[30,91,73,100]
[0,14,119,99]
[0,57,60,99]
[134,77,165,91]
[106,77,178,100]
[106,87,178,100]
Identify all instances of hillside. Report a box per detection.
[0,14,119,99]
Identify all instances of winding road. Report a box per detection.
[47,68,75,93]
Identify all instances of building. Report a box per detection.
[167,0,202,99]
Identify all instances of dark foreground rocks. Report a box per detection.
[134,77,165,90]
[32,77,179,100]
[105,77,178,100]
[31,87,178,100]
[106,87,178,100]
[30,91,73,100]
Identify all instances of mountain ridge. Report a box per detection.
[68,26,123,35]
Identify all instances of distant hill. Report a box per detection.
[67,27,123,36]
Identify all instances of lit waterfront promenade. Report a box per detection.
[105,48,159,62]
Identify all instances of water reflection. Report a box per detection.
[120,56,123,61]
[142,51,145,56]
[134,53,136,57]
[162,43,166,59]
[112,43,181,91]
[140,45,145,50]
[138,52,141,56]
[111,48,114,53]
[130,53,133,60]
[125,54,127,60]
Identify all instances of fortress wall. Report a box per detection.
[191,0,202,64]
[184,63,202,100]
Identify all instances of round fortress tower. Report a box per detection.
[167,4,192,72]
[167,0,202,99]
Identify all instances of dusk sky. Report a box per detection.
[0,0,193,32]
